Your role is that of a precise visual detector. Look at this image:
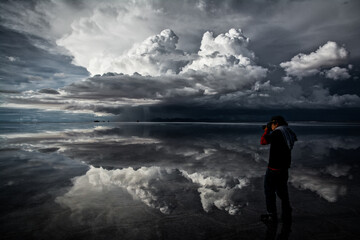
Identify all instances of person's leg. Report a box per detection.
[264,169,277,218]
[276,170,292,224]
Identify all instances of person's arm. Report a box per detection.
[260,128,271,145]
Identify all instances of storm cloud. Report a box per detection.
[1,0,360,121]
[3,29,359,119]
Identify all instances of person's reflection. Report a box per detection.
[264,222,292,240]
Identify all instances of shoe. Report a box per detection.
[261,213,278,224]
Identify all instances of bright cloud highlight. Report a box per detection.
[280,41,349,79]
[81,29,189,76]
[323,66,351,80]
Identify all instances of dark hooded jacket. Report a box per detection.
[261,126,297,170]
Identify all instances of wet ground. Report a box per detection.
[1,122,360,239]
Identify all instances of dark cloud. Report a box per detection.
[0,107,99,123]
[1,0,360,122]
[0,26,89,91]
[241,0,360,63]
[38,88,60,94]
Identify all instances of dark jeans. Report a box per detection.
[264,168,292,218]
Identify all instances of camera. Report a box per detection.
[262,122,272,130]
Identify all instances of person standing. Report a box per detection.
[260,116,297,225]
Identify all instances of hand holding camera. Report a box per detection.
[262,122,273,130]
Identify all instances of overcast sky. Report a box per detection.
[1,0,360,122]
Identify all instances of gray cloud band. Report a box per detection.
[1,0,359,115]
[2,28,359,115]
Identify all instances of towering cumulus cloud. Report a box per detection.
[59,26,266,80]
[183,28,254,71]
[280,41,349,80]
[55,2,172,76]
[89,29,189,76]
[60,28,188,76]
[2,13,359,118]
[2,28,273,116]
[1,0,360,119]
[182,29,267,91]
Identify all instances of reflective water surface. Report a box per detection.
[1,122,360,240]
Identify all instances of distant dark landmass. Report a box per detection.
[151,118,217,122]
[150,108,360,123]
[1,107,360,123]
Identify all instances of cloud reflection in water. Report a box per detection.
[56,165,250,216]
[2,123,359,216]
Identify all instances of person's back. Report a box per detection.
[265,125,296,169]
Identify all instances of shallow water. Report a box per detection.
[1,122,360,240]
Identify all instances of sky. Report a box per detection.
[1,0,360,122]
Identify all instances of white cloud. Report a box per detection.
[181,29,267,91]
[280,41,349,79]
[7,56,17,62]
[181,29,258,71]
[197,28,254,59]
[59,27,267,80]
[56,3,181,76]
[282,76,293,82]
[85,29,189,76]
[252,80,284,93]
[196,0,207,12]
[323,66,351,80]
[53,72,66,78]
